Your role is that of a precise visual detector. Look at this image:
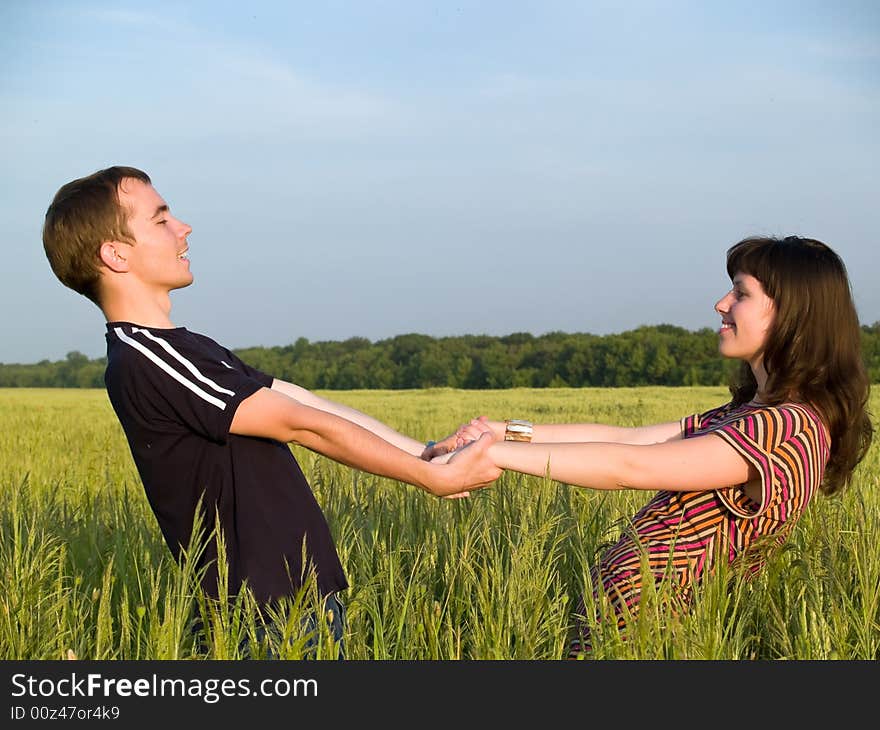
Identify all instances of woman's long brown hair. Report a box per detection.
[726,236,873,496]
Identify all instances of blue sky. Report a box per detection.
[2,0,878,364]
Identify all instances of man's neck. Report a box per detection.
[101,288,176,329]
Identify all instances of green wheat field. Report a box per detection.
[1,386,878,660]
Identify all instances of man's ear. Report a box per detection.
[99,241,130,272]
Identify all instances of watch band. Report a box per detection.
[504,419,533,442]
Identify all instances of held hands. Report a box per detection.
[425,431,501,498]
[420,416,497,461]
[453,416,496,447]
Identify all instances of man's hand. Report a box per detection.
[426,432,501,498]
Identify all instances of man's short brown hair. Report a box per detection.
[43,166,151,305]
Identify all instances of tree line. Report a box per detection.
[3,323,880,389]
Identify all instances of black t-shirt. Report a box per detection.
[103,322,348,603]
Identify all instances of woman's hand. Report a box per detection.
[453,416,496,448]
[420,431,459,460]
[420,416,497,460]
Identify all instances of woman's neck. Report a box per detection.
[750,358,769,402]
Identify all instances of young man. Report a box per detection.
[42,166,498,657]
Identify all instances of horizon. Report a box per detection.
[6,318,880,367]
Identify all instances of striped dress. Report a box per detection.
[569,400,830,656]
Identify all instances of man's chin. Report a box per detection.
[171,276,194,291]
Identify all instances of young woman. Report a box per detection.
[436,236,874,656]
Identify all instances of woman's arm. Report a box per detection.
[270,378,429,457]
[450,416,684,447]
[486,433,756,492]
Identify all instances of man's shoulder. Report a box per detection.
[106,323,221,358]
[104,324,255,399]
[104,326,137,369]
[104,324,198,384]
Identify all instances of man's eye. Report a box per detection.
[156,219,167,225]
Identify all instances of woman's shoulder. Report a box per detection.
[693,400,748,427]
[706,400,829,448]
[756,401,830,447]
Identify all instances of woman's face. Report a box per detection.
[714,272,776,367]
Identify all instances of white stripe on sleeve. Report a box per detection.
[131,327,236,396]
[114,327,227,410]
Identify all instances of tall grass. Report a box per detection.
[1,386,877,659]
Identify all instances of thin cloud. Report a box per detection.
[804,37,880,60]
[71,6,167,28]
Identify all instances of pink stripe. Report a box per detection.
[680,501,718,521]
[788,436,811,490]
[780,407,793,440]
[646,536,712,553]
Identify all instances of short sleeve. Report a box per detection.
[709,405,827,519]
[219,347,274,386]
[681,403,730,438]
[110,326,266,444]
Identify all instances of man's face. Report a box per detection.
[116,178,193,293]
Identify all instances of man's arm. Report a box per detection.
[270,378,430,457]
[231,386,500,497]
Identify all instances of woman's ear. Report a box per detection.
[99,241,130,272]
